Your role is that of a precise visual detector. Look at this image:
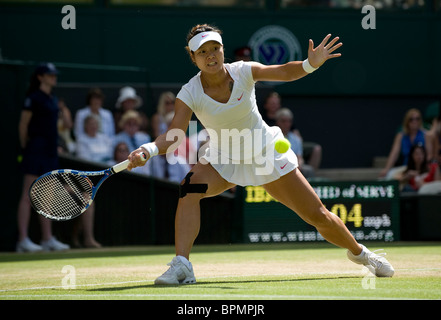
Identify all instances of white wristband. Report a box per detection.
[302,59,318,73]
[140,142,159,158]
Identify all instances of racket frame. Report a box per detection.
[29,157,138,221]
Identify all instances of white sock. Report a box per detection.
[356,244,367,257]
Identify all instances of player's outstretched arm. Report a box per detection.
[127,99,193,170]
[251,34,342,83]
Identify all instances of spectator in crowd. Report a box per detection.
[425,102,441,164]
[111,141,131,164]
[276,108,315,178]
[76,114,113,163]
[165,112,197,167]
[397,143,440,192]
[74,88,115,140]
[70,200,102,248]
[262,92,322,171]
[149,105,162,143]
[380,108,433,178]
[57,98,75,154]
[151,97,195,180]
[112,141,131,164]
[147,151,191,183]
[73,113,114,249]
[113,86,149,134]
[16,62,70,252]
[151,91,176,136]
[262,92,281,127]
[147,112,192,183]
[110,141,150,176]
[113,110,151,152]
[188,121,210,164]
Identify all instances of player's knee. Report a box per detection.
[179,192,203,205]
[307,206,333,229]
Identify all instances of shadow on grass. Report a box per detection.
[87,275,361,292]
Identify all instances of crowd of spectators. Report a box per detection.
[60,85,441,195]
[16,62,196,252]
[57,87,325,184]
[380,105,441,194]
[57,87,192,184]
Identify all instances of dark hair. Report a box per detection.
[405,143,428,174]
[86,88,105,105]
[184,24,223,63]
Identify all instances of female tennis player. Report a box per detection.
[128,24,394,284]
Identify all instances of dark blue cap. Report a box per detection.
[35,62,59,75]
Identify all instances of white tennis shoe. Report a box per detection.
[16,237,43,253]
[347,244,394,277]
[40,237,70,251]
[154,256,196,285]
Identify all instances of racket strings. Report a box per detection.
[30,173,93,220]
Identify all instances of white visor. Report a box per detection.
[188,31,223,52]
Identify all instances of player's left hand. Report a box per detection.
[307,34,342,69]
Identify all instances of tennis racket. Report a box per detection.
[29,153,146,221]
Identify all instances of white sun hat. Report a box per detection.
[188,31,223,52]
[115,86,143,109]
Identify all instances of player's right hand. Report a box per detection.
[127,148,148,171]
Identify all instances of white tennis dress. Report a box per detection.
[177,61,298,186]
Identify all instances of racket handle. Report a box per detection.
[112,152,147,173]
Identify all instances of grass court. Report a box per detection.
[0,242,440,301]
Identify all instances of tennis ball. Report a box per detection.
[275,138,291,153]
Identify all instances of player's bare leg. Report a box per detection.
[175,162,235,259]
[263,168,394,277]
[155,162,235,284]
[263,168,362,255]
